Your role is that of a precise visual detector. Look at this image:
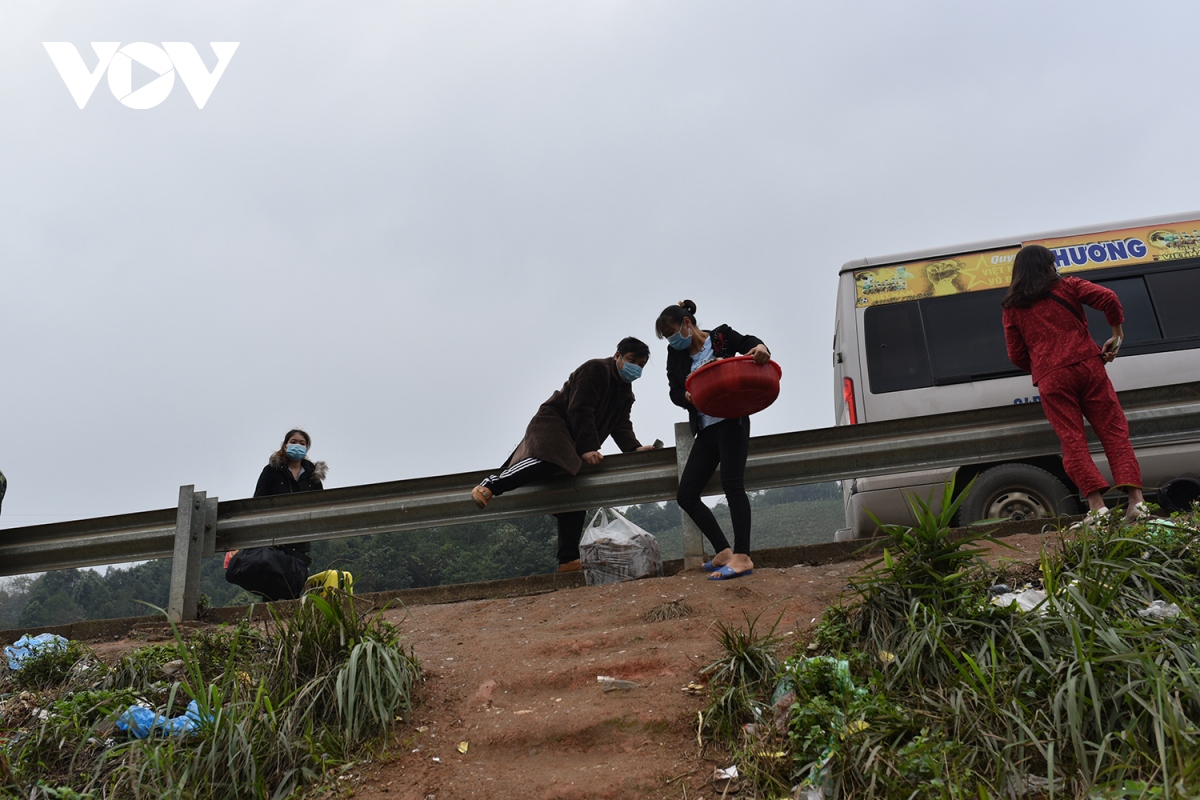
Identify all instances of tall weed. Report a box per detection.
[714,484,1200,799]
[2,591,420,799]
[701,611,783,741]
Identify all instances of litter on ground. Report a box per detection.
[115,700,208,739]
[991,588,1048,614]
[5,633,68,671]
[1137,600,1182,621]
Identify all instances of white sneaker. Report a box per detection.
[1070,507,1111,531]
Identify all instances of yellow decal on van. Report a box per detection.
[1030,219,1200,272]
[855,217,1200,307]
[854,248,1019,307]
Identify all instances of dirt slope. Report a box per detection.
[348,533,1048,800]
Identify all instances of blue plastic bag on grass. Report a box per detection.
[5,633,68,671]
[116,700,207,738]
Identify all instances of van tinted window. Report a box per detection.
[861,263,1200,395]
[864,289,1018,393]
[1147,267,1200,340]
[921,289,1017,384]
[1083,276,1161,346]
[863,302,931,393]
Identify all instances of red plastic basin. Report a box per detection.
[685,355,782,418]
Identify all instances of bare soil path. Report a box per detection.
[348,533,1049,800]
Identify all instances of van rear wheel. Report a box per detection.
[957,464,1077,525]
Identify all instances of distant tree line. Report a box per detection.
[0,483,843,630]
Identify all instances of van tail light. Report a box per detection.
[842,377,858,425]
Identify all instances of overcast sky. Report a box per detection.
[3,1,1200,533]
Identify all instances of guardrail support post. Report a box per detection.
[674,422,705,570]
[168,486,205,623]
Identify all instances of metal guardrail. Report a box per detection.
[3,381,1200,621]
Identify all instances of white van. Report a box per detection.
[833,211,1200,539]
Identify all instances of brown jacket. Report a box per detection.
[506,357,642,475]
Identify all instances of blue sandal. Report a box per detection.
[708,565,753,581]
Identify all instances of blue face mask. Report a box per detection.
[667,330,692,350]
[285,444,307,461]
[619,361,642,382]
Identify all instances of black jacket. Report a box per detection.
[666,324,767,434]
[254,453,328,497]
[253,453,328,555]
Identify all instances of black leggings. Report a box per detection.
[479,457,587,564]
[677,417,751,555]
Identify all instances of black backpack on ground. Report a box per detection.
[225,545,311,602]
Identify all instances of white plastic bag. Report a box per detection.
[579,508,663,586]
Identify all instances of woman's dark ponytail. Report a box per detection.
[655,299,698,338]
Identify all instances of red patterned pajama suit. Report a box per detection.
[1002,276,1142,496]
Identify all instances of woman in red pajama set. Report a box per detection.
[1001,244,1147,524]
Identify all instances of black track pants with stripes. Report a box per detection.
[479,458,587,564]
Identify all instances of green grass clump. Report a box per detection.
[703,481,1200,799]
[701,611,782,742]
[48,689,141,725]
[5,688,137,791]
[1,591,420,799]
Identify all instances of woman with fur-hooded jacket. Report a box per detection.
[254,428,328,497]
[224,429,327,601]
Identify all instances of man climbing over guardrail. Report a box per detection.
[471,337,659,573]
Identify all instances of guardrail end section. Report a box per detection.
[167,486,205,623]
